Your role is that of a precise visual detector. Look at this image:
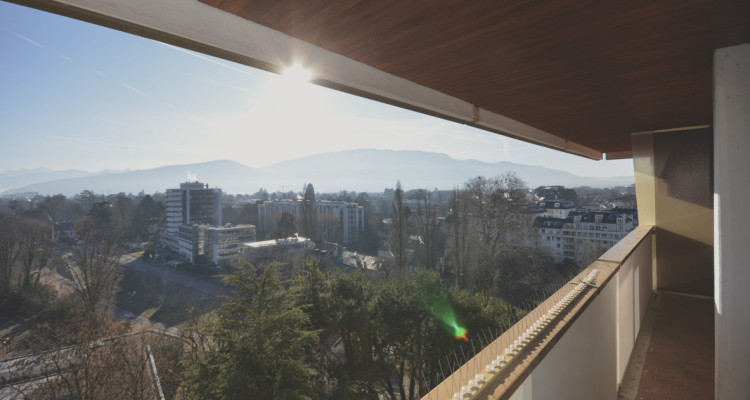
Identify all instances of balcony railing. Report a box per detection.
[423,225,654,400]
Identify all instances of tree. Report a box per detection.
[277,211,297,238]
[446,188,476,287]
[113,192,135,233]
[291,257,339,396]
[133,194,165,239]
[89,201,114,226]
[324,270,379,398]
[18,217,55,288]
[74,189,99,212]
[39,194,67,229]
[448,175,532,298]
[66,216,123,313]
[255,188,270,203]
[318,214,343,243]
[415,198,440,271]
[463,174,528,257]
[180,261,317,399]
[236,202,259,226]
[0,211,24,300]
[19,310,181,400]
[301,183,317,240]
[372,275,433,400]
[389,181,408,275]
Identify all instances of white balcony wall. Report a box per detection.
[613,233,653,382]
[510,228,653,400]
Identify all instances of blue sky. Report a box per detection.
[0,1,633,178]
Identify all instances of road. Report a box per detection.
[119,255,227,298]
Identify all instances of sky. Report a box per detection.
[0,1,633,178]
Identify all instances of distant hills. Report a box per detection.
[0,149,634,197]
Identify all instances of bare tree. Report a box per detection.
[445,174,533,302]
[14,313,181,400]
[463,174,528,257]
[0,211,24,297]
[65,216,123,313]
[415,197,440,271]
[18,218,55,289]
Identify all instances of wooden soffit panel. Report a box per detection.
[201,0,750,155]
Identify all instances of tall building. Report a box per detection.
[258,199,364,243]
[162,181,222,262]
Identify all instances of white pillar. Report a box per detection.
[714,42,750,400]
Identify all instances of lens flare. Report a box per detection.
[453,325,469,342]
[416,275,469,342]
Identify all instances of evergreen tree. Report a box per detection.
[181,261,318,399]
[301,183,317,240]
[277,212,297,238]
[389,182,408,275]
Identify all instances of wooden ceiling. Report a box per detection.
[200,0,750,155]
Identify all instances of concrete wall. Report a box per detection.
[714,42,750,400]
[510,281,618,400]
[614,234,653,382]
[632,129,714,296]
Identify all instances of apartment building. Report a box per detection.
[535,209,637,262]
[537,199,576,219]
[258,199,364,243]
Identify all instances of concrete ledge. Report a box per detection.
[599,225,654,264]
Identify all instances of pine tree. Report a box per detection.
[181,261,318,399]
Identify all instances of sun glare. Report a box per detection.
[263,64,323,118]
[282,64,312,84]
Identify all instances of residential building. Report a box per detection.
[258,199,364,243]
[537,199,576,219]
[612,193,637,209]
[534,210,637,263]
[533,216,566,261]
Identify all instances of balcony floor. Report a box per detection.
[619,292,715,400]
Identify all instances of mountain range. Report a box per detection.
[0,149,634,197]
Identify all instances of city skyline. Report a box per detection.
[1,1,633,178]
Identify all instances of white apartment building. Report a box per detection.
[258,199,364,243]
[534,209,637,263]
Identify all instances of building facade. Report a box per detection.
[241,235,313,277]
[204,224,256,267]
[258,199,364,243]
[534,209,638,263]
[537,199,576,219]
[162,181,222,262]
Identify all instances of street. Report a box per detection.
[119,255,227,298]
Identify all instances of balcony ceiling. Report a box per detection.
[199,0,750,156]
